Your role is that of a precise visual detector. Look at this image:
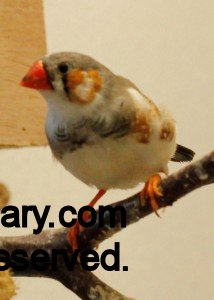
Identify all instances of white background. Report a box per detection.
[0,0,213,299]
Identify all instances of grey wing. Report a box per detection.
[90,113,132,138]
[90,75,136,139]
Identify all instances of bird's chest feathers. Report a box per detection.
[44,89,130,159]
[45,106,92,159]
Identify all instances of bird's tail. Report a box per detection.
[171,144,195,162]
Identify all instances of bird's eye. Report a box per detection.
[58,63,69,74]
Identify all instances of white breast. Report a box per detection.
[60,132,176,190]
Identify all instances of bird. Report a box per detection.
[20,52,195,249]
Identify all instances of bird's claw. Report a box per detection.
[140,174,163,217]
[68,223,80,251]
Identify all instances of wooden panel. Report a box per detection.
[0,0,47,146]
[0,183,10,208]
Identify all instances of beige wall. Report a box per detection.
[0,0,213,299]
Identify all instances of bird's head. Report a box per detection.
[20,52,113,107]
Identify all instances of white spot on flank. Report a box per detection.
[128,88,150,110]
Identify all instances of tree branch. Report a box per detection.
[0,151,213,300]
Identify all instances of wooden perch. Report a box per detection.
[0,0,47,147]
[0,151,213,300]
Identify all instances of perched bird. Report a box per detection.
[20,52,195,249]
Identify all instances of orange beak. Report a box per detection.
[20,60,53,90]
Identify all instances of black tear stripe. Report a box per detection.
[62,74,69,94]
[91,115,132,139]
[42,62,54,90]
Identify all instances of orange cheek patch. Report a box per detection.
[67,69,84,90]
[88,70,103,91]
[67,69,103,104]
[86,70,103,103]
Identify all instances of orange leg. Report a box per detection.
[68,189,106,250]
[140,174,163,217]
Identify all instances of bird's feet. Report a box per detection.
[140,174,163,217]
[68,222,80,251]
[67,210,91,250]
[67,189,106,251]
